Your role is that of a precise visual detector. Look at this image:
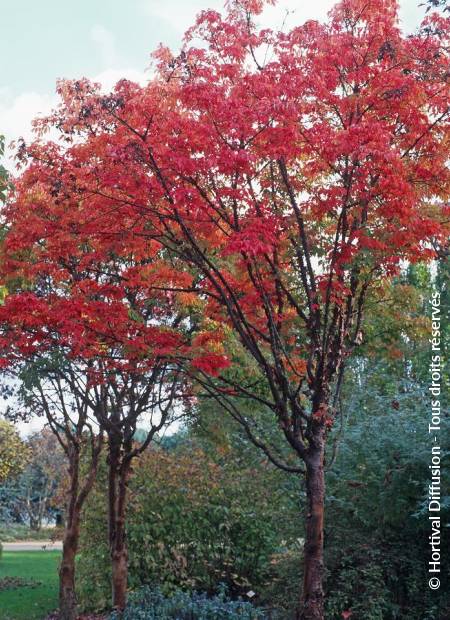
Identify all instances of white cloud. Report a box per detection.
[93,67,149,90]
[0,90,57,144]
[140,0,422,41]
[90,24,118,66]
[0,90,58,167]
[260,0,333,30]
[0,68,149,169]
[140,0,217,35]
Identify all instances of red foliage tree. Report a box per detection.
[2,362,104,619]
[36,372,103,620]
[2,0,449,617]
[0,151,225,613]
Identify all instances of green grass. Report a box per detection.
[0,551,60,620]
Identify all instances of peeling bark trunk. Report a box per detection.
[58,448,81,620]
[111,542,128,613]
[59,522,79,620]
[299,432,325,620]
[58,439,101,620]
[108,438,130,612]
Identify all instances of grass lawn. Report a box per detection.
[0,551,60,620]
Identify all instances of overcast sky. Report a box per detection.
[1,0,425,435]
[2,0,424,166]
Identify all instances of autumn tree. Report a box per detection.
[0,348,181,617]
[0,135,8,205]
[1,356,104,620]
[19,358,182,615]
[91,363,182,612]
[0,418,29,484]
[14,428,65,530]
[0,147,221,613]
[2,0,449,617]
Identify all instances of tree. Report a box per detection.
[95,364,181,611]
[0,427,66,530]
[21,359,181,616]
[0,152,218,613]
[2,0,449,617]
[0,294,182,615]
[16,428,65,530]
[0,418,29,484]
[3,357,104,620]
[0,135,8,205]
[321,262,450,619]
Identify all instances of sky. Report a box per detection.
[0,0,425,435]
[1,0,424,167]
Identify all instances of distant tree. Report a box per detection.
[323,265,450,619]
[13,428,65,530]
[4,356,104,620]
[0,418,29,484]
[0,135,8,204]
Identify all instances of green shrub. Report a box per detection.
[259,543,302,619]
[109,585,267,619]
[322,360,450,620]
[77,446,285,611]
[324,546,390,620]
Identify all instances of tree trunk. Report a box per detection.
[58,448,81,620]
[108,440,130,612]
[111,541,128,612]
[58,440,101,620]
[29,515,40,531]
[59,521,79,620]
[299,436,325,620]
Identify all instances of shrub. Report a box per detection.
[109,585,267,620]
[322,360,450,620]
[77,445,287,611]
